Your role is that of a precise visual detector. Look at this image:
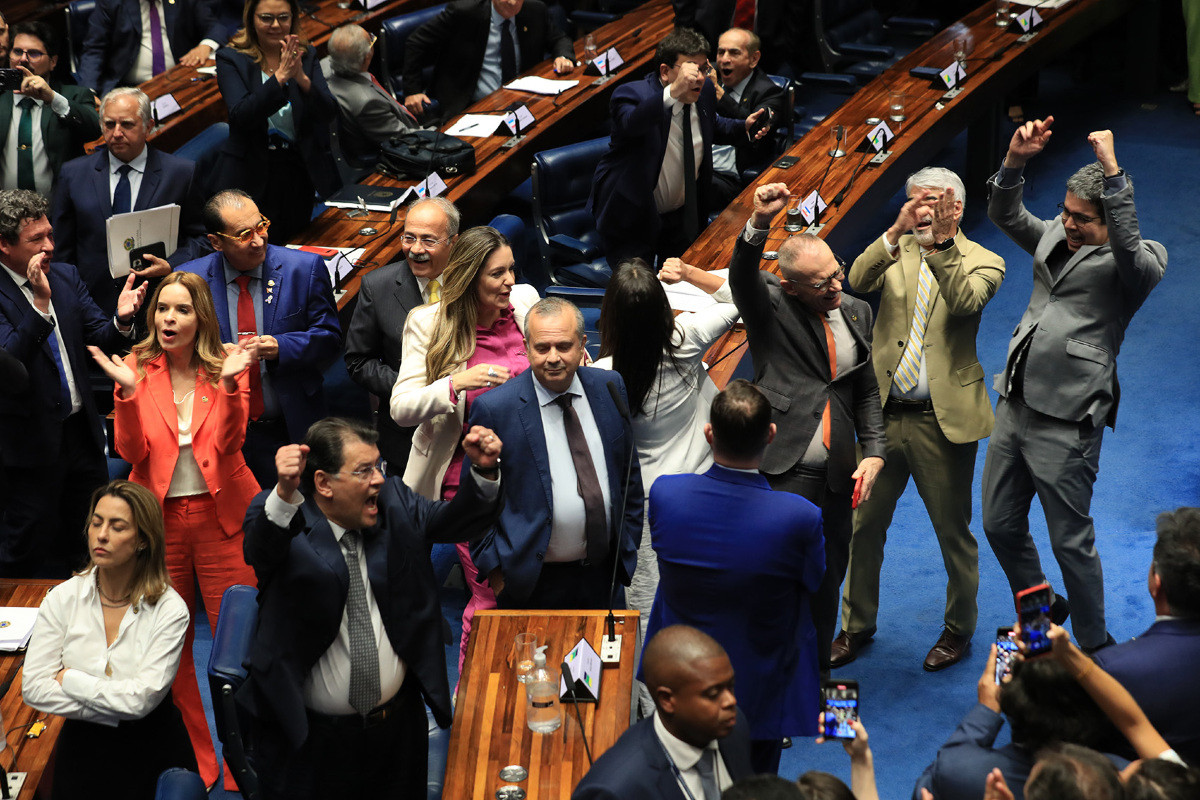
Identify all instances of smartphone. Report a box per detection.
[820,679,859,739]
[994,626,1017,684]
[0,69,22,93]
[129,242,167,271]
[1015,583,1054,658]
[773,156,799,169]
[749,108,774,138]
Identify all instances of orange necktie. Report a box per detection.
[820,313,837,450]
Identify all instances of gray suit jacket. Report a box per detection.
[344,259,424,470]
[986,173,1166,427]
[323,64,417,158]
[728,233,886,488]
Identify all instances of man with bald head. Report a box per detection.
[323,24,418,161]
[572,625,753,799]
[728,182,886,676]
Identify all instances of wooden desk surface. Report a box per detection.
[295,0,675,311]
[6,1,71,25]
[0,580,62,800]
[697,0,1135,389]
[443,609,640,800]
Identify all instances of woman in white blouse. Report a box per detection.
[593,258,739,709]
[23,480,196,800]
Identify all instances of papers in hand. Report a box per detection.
[106,204,180,279]
[446,114,508,137]
[503,76,579,95]
[0,607,38,652]
[662,269,731,312]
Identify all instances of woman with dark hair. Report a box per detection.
[215,0,339,243]
[88,271,259,790]
[594,257,738,698]
[390,226,541,671]
[23,480,197,800]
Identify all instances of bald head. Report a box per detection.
[642,625,726,690]
[778,234,844,314]
[643,626,737,746]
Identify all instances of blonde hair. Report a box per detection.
[229,0,308,66]
[76,481,172,608]
[425,226,512,385]
[132,272,226,386]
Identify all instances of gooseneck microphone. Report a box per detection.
[561,660,594,764]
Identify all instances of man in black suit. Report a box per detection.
[402,0,575,122]
[344,197,461,473]
[77,0,226,97]
[52,87,207,317]
[708,27,786,209]
[728,182,886,673]
[240,417,502,800]
[672,0,813,75]
[571,625,753,799]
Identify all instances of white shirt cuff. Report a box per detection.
[200,39,221,53]
[50,92,71,117]
[264,488,304,527]
[882,232,899,257]
[662,85,681,110]
[743,221,769,245]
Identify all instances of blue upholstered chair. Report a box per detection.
[154,769,207,800]
[379,4,447,99]
[530,137,611,290]
[207,584,260,800]
[66,0,97,79]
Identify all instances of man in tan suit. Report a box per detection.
[833,167,1005,671]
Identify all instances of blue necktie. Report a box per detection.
[500,19,517,83]
[112,164,133,215]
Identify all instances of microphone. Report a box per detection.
[811,124,843,227]
[561,660,594,764]
[603,380,636,661]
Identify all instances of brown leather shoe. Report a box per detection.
[830,628,875,668]
[923,629,970,672]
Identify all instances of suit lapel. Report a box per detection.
[92,151,114,216]
[135,149,163,210]
[516,375,554,511]
[262,249,283,335]
[204,256,233,341]
[0,95,13,150]
[190,367,216,436]
[1054,242,1103,285]
[126,0,143,37]
[902,240,941,321]
[145,357,180,434]
[392,264,422,315]
[308,515,352,594]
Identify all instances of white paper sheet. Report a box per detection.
[105,204,181,279]
[0,607,38,652]
[503,76,579,95]
[445,114,507,137]
[662,269,731,312]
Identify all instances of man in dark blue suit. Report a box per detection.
[52,88,207,316]
[0,190,146,576]
[572,625,753,799]
[1093,507,1200,764]
[645,379,824,774]
[588,28,766,267]
[241,417,503,799]
[77,0,225,97]
[179,189,342,487]
[468,297,643,610]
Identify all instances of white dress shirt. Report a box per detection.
[533,373,612,562]
[125,0,223,84]
[1,261,84,416]
[800,308,857,468]
[654,86,704,214]
[2,92,72,196]
[22,573,190,727]
[108,146,149,208]
[474,5,522,101]
[711,74,751,177]
[653,711,733,797]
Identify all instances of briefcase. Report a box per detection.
[378,130,476,180]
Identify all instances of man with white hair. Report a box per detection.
[834,167,1006,672]
[323,24,417,160]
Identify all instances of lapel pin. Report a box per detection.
[266,296,273,304]
[268,279,275,286]
[201,395,209,403]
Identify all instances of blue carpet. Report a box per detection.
[195,66,1199,800]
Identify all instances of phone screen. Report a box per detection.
[821,681,859,739]
[994,627,1017,684]
[1018,588,1053,657]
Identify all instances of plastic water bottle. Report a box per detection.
[525,646,561,734]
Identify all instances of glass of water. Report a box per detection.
[514,633,537,684]
[995,0,1013,26]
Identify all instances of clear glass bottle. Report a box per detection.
[584,34,598,66]
[525,646,561,734]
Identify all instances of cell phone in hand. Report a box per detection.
[1015,583,1054,658]
[821,679,859,739]
[0,69,22,93]
[994,626,1017,684]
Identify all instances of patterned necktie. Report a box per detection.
[820,313,837,449]
[553,394,609,564]
[17,97,36,191]
[500,19,517,84]
[342,531,381,715]
[113,164,133,215]
[694,749,721,800]
[148,0,167,76]
[681,103,699,244]
[234,275,264,419]
[427,278,441,303]
[893,257,934,393]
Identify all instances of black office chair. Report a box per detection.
[379,4,447,99]
[66,0,97,79]
[207,584,259,800]
[328,119,378,186]
[570,0,643,34]
[813,0,939,82]
[529,137,612,291]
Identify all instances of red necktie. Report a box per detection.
[234,275,264,420]
[820,314,837,450]
[732,0,756,30]
[369,73,418,124]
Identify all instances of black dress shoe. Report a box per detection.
[1081,632,1117,656]
[923,629,969,672]
[1050,595,1071,625]
[830,627,875,668]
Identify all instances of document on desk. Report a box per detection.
[445,114,508,137]
[287,246,365,289]
[662,269,733,313]
[106,205,180,279]
[503,76,580,95]
[0,607,38,652]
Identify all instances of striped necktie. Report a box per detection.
[893,257,934,393]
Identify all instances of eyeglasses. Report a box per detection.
[335,460,385,482]
[808,256,847,292]
[10,48,48,60]
[215,218,271,244]
[256,12,293,26]
[400,234,450,248]
[1057,202,1102,226]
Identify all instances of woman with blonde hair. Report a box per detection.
[391,226,540,670]
[88,271,259,791]
[23,480,197,799]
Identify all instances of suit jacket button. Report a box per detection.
[1048,295,1057,303]
[813,411,821,419]
[897,341,904,347]
[202,460,210,468]
[536,552,543,561]
[886,370,892,377]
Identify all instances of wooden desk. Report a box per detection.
[5,1,71,25]
[696,0,1138,389]
[0,580,62,800]
[294,0,676,311]
[443,609,640,800]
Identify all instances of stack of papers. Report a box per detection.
[662,269,731,313]
[0,607,38,652]
[503,76,579,95]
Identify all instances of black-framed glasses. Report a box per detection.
[809,255,847,292]
[10,48,48,60]
[1057,202,1102,226]
[400,234,451,248]
[256,12,292,26]
[215,218,271,244]
[335,459,385,482]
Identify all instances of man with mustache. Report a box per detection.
[982,121,1166,654]
[834,167,1006,672]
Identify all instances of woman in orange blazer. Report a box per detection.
[89,271,258,791]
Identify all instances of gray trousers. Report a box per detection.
[981,397,1107,648]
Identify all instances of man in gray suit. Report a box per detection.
[729,181,886,672]
[982,120,1167,653]
[343,197,460,471]
[324,25,418,161]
